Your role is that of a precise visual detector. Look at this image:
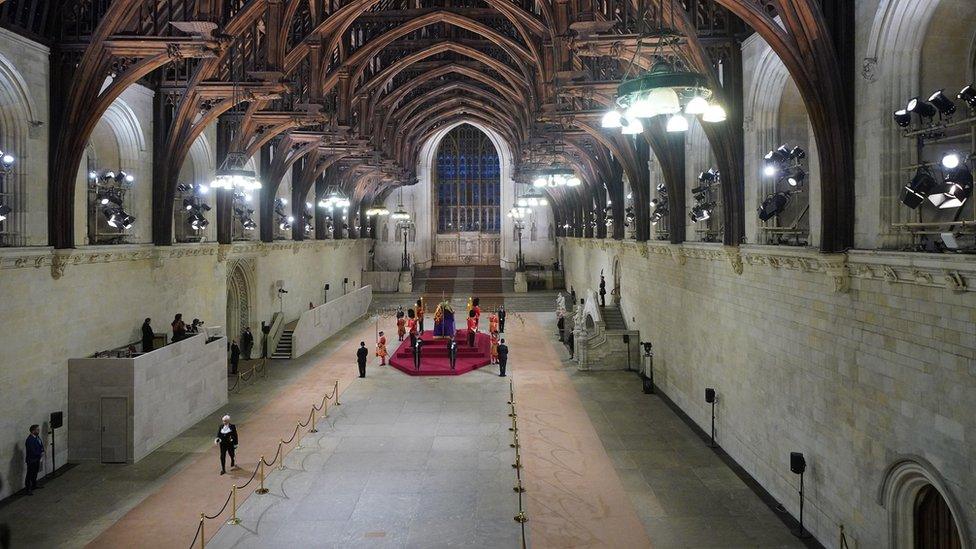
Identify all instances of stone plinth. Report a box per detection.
[67,334,228,463]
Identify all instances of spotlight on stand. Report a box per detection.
[928,90,956,118]
[901,168,937,209]
[892,109,912,128]
[705,388,717,447]
[958,84,976,109]
[758,191,792,222]
[928,167,974,209]
[790,452,812,539]
[906,96,938,120]
[0,202,11,221]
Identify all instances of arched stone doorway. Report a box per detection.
[879,457,969,549]
[225,259,253,343]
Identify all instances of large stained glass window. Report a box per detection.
[435,124,500,233]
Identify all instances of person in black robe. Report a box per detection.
[357,342,368,378]
[599,274,607,307]
[412,337,424,371]
[171,314,186,342]
[215,415,238,475]
[497,306,507,333]
[241,327,254,360]
[557,315,565,342]
[497,339,509,377]
[260,322,270,358]
[229,340,240,374]
[141,318,154,352]
[448,336,458,371]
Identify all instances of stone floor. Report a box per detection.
[0,301,807,549]
[207,365,522,548]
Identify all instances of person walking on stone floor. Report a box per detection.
[214,415,238,475]
[24,424,43,495]
[229,339,240,375]
[376,331,388,366]
[497,338,509,377]
[357,342,369,378]
[448,336,458,371]
[413,336,424,371]
[141,318,155,352]
[466,309,478,347]
[241,327,254,360]
[497,305,507,333]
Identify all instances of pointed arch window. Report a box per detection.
[434,124,500,233]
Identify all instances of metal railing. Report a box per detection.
[508,380,528,548]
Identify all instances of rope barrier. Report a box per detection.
[229,359,270,394]
[509,378,528,549]
[187,379,344,548]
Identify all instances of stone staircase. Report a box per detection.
[601,306,628,330]
[272,329,293,359]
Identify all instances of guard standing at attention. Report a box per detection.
[448,336,458,371]
[357,341,368,378]
[413,337,424,371]
[466,310,478,347]
[497,338,509,377]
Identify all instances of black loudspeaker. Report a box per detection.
[705,388,715,403]
[50,411,63,429]
[790,452,806,474]
[324,284,330,291]
[343,277,349,283]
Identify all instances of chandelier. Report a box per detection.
[212,152,261,191]
[318,185,351,210]
[532,168,581,188]
[517,187,549,208]
[366,204,390,216]
[602,2,726,134]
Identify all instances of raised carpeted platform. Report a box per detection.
[388,329,492,376]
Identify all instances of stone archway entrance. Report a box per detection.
[226,260,252,343]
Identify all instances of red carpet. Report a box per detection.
[389,330,493,376]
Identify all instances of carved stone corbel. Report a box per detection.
[944,271,966,292]
[50,252,69,280]
[725,247,743,275]
[217,244,231,263]
[823,257,850,293]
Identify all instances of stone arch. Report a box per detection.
[226,258,256,345]
[877,456,970,549]
[0,50,41,245]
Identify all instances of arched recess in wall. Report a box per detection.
[175,133,216,242]
[226,258,256,345]
[744,42,820,247]
[76,96,146,245]
[414,118,531,269]
[0,51,40,246]
[878,457,969,549]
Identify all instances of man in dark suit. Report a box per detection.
[214,415,238,475]
[229,339,240,375]
[24,425,43,495]
[141,318,154,352]
[357,342,368,378]
[413,337,424,371]
[497,339,509,377]
[497,306,507,333]
[599,274,607,307]
[448,336,458,371]
[241,327,254,360]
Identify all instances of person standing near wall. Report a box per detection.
[24,425,43,495]
[214,415,238,475]
[357,342,368,378]
[141,318,154,352]
[229,340,240,375]
[171,314,186,342]
[241,327,254,360]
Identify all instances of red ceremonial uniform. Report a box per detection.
[375,335,387,365]
[407,318,418,335]
[396,317,406,340]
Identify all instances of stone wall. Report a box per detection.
[560,238,975,548]
[67,334,227,463]
[0,238,368,499]
[292,285,372,358]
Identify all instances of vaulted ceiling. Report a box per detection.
[3,0,853,251]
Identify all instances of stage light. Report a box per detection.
[942,152,961,169]
[685,96,709,115]
[763,164,779,177]
[928,90,956,117]
[928,167,973,209]
[183,198,194,210]
[958,85,976,109]
[698,169,718,184]
[789,146,806,161]
[280,198,288,205]
[533,177,547,187]
[666,114,689,133]
[197,184,209,193]
[177,183,191,193]
[621,116,644,135]
[601,110,623,129]
[0,153,14,168]
[893,109,912,128]
[901,168,936,209]
[702,104,727,123]
[787,169,806,187]
[906,97,937,119]
[88,171,98,180]
[0,202,10,221]
[758,191,791,221]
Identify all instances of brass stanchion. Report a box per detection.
[334,380,341,405]
[226,485,241,525]
[309,409,319,433]
[276,442,286,470]
[199,513,205,548]
[293,423,304,451]
[513,479,526,493]
[255,459,269,494]
[322,398,329,419]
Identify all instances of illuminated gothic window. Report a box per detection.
[435,124,500,233]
